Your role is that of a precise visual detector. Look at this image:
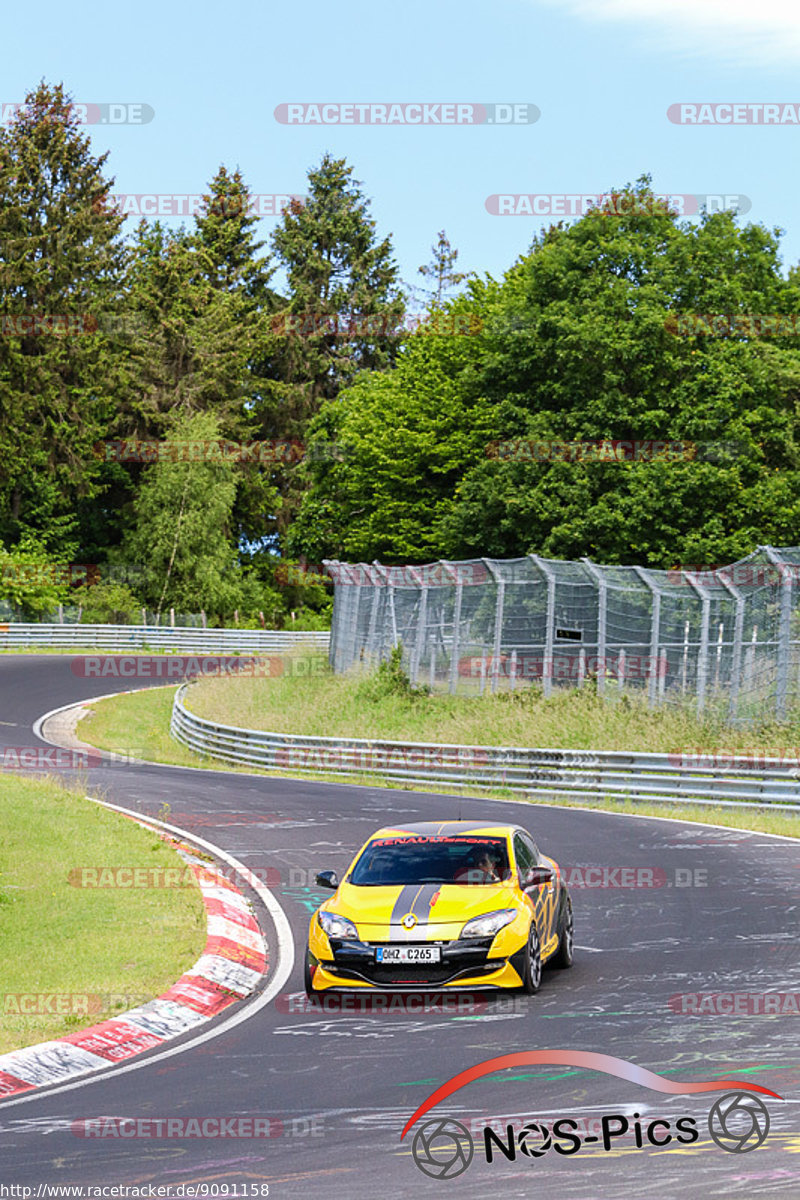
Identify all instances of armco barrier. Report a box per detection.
[170,686,800,811]
[0,624,329,653]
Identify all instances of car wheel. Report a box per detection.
[521,920,542,994]
[304,950,316,996]
[551,894,574,969]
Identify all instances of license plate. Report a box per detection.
[376,945,441,964]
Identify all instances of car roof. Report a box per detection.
[367,820,523,839]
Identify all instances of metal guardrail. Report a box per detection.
[0,624,330,653]
[170,685,800,811]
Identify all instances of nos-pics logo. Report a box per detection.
[401,1050,780,1179]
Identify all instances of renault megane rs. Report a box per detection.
[304,820,573,993]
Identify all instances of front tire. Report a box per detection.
[521,921,542,993]
[551,895,574,969]
[304,949,316,996]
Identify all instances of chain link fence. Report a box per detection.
[323,548,800,722]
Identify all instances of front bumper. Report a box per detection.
[307,936,526,992]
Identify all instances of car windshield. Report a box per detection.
[349,835,511,886]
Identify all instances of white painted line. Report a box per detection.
[0,801,295,1109]
[526,801,800,844]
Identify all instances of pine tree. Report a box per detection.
[417,230,470,307]
[0,81,125,546]
[264,154,404,541]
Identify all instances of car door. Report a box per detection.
[513,832,537,927]
[515,831,557,943]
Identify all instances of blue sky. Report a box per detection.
[6,0,800,294]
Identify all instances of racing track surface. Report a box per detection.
[0,656,798,1198]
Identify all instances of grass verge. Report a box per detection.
[75,667,800,840]
[185,652,800,753]
[0,773,206,1055]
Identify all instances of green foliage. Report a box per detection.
[417,229,472,307]
[291,180,800,568]
[0,83,126,547]
[357,644,430,702]
[72,580,142,624]
[121,411,243,619]
[0,536,72,615]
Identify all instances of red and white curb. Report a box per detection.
[0,837,267,1099]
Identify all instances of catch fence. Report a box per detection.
[323,548,800,721]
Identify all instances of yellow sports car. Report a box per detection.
[304,820,573,993]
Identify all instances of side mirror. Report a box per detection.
[315,870,339,890]
[523,866,554,890]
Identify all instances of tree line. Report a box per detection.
[2,82,799,623]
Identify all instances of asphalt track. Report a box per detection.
[0,655,798,1198]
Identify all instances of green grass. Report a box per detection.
[76,660,800,840]
[0,774,206,1054]
[185,652,800,754]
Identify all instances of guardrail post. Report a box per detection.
[581,559,607,696]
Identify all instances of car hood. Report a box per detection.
[323,880,515,938]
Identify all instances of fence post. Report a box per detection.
[411,578,428,687]
[444,562,463,695]
[764,547,792,720]
[581,559,607,696]
[366,564,383,665]
[530,555,555,698]
[686,573,711,713]
[634,566,662,708]
[484,561,505,695]
[717,570,744,721]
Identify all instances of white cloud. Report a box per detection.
[539,0,800,66]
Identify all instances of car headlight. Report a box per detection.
[461,909,518,939]
[318,910,359,940]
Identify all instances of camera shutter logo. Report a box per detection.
[411,1118,474,1178]
[708,1092,770,1153]
[517,1121,552,1157]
